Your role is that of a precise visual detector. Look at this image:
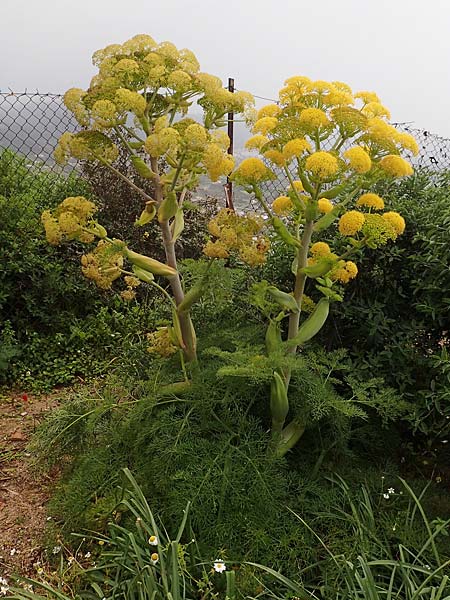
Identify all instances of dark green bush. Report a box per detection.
[0,151,153,387]
[322,171,450,451]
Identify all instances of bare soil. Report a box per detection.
[0,391,60,579]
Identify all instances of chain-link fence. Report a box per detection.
[1,92,450,206]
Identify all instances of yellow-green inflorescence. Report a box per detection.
[209,75,416,289]
[55,34,254,189]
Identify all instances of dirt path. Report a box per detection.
[0,391,59,580]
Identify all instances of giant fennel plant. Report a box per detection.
[43,37,417,457]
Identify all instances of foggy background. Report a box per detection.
[2,0,450,137]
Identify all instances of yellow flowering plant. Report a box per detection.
[42,34,254,364]
[204,76,415,456]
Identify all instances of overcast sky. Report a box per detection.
[2,0,450,136]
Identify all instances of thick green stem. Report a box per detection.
[150,157,197,363]
[271,221,314,454]
[287,220,314,352]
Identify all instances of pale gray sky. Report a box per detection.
[2,0,450,136]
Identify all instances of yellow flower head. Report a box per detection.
[344,261,358,278]
[113,58,140,75]
[355,91,380,104]
[362,102,391,120]
[147,328,177,358]
[379,155,413,178]
[115,88,147,116]
[317,198,334,214]
[203,240,229,259]
[310,241,331,257]
[282,138,312,160]
[121,289,136,302]
[252,117,278,135]
[324,88,354,107]
[183,123,208,150]
[231,157,274,184]
[395,131,419,156]
[272,195,294,215]
[305,151,339,180]
[202,144,234,181]
[211,130,230,151]
[146,127,180,156]
[338,211,365,236]
[288,180,304,193]
[332,260,358,284]
[343,146,372,173]
[167,69,192,92]
[245,135,269,150]
[362,213,398,245]
[382,211,406,235]
[91,99,117,128]
[332,81,353,94]
[299,107,330,130]
[263,149,286,167]
[356,193,385,211]
[365,118,398,151]
[257,104,281,119]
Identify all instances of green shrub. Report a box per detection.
[0,150,152,388]
[323,171,450,450]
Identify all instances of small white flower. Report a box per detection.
[150,552,159,565]
[388,487,395,495]
[148,535,158,546]
[85,552,91,559]
[213,560,226,573]
[10,548,17,556]
[0,585,9,596]
[0,580,7,587]
[52,546,61,554]
[383,493,390,499]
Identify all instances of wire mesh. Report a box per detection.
[1,92,450,207]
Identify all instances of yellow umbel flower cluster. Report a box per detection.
[231,157,275,185]
[272,195,294,215]
[233,74,417,198]
[343,146,372,173]
[81,240,124,289]
[245,135,269,151]
[379,155,414,177]
[282,138,312,161]
[264,149,286,167]
[204,208,270,266]
[338,209,405,246]
[338,211,365,236]
[383,211,406,235]
[356,193,385,211]
[310,241,332,257]
[147,327,178,357]
[41,196,98,245]
[305,151,339,180]
[54,131,119,166]
[121,275,141,302]
[317,198,333,214]
[57,33,254,190]
[332,260,359,284]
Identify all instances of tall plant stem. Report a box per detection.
[287,220,314,351]
[150,158,197,363]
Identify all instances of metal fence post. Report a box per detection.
[224,77,235,211]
